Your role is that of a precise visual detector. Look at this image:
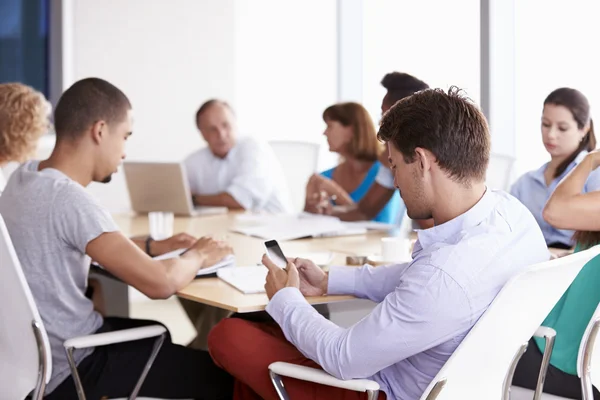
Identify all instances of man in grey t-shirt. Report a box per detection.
[0,78,234,399]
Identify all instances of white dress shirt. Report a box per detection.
[375,165,395,189]
[266,189,549,399]
[184,136,292,213]
[0,170,6,195]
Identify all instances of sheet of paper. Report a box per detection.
[153,249,235,276]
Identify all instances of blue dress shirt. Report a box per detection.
[266,189,549,399]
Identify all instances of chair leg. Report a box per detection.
[31,321,48,400]
[534,334,555,400]
[269,370,290,400]
[128,332,166,400]
[503,342,529,400]
[65,346,87,400]
[581,320,600,400]
[366,389,379,400]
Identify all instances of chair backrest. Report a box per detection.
[0,214,52,399]
[579,301,600,384]
[487,153,516,192]
[269,140,320,212]
[421,246,600,400]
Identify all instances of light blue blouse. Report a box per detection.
[510,151,600,246]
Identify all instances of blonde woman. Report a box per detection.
[0,83,51,192]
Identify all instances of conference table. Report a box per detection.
[110,212,397,313]
[98,212,569,317]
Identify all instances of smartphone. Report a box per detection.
[264,240,287,269]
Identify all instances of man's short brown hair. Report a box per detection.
[54,78,131,140]
[378,87,490,184]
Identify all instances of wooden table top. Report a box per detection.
[113,212,395,312]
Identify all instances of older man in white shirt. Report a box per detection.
[181,99,292,350]
[184,99,291,213]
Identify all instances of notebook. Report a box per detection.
[153,249,235,276]
[217,266,268,294]
[231,213,366,241]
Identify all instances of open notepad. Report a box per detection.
[217,266,268,294]
[153,249,235,277]
[230,213,368,241]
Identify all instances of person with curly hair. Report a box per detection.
[0,83,52,193]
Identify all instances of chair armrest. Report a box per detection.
[64,325,167,349]
[268,362,380,392]
[534,326,557,339]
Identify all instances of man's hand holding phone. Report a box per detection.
[262,254,299,299]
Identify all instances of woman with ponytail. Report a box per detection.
[511,147,600,397]
[510,88,600,248]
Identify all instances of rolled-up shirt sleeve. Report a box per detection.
[226,140,274,210]
[266,264,471,380]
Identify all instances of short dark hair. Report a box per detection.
[195,99,233,126]
[381,72,429,106]
[53,78,131,140]
[378,87,490,184]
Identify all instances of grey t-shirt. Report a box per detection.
[0,160,118,393]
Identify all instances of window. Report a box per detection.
[362,0,480,123]
[514,0,600,176]
[0,0,50,97]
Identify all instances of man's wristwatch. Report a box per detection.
[145,236,154,257]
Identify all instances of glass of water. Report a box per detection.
[148,212,174,240]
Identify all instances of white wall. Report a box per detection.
[55,0,237,212]
[233,0,338,170]
[45,0,339,212]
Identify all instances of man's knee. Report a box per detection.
[208,318,253,363]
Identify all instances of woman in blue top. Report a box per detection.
[510,88,600,249]
[304,102,403,224]
[512,150,600,399]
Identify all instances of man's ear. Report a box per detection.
[414,147,432,175]
[90,120,106,144]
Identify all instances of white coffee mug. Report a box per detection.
[381,237,412,262]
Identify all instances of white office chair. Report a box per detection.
[269,247,600,400]
[0,214,172,400]
[487,153,516,191]
[511,301,600,400]
[269,140,320,213]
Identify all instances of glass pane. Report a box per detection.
[362,0,480,122]
[0,0,50,97]
[515,0,600,176]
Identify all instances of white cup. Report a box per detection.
[381,237,412,262]
[148,212,174,240]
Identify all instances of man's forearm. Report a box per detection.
[193,192,244,210]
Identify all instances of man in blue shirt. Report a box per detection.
[208,88,549,400]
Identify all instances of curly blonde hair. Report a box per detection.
[0,83,51,163]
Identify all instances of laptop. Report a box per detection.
[123,161,227,217]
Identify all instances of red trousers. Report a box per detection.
[208,318,386,400]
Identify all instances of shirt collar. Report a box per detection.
[416,188,496,250]
[532,150,589,185]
